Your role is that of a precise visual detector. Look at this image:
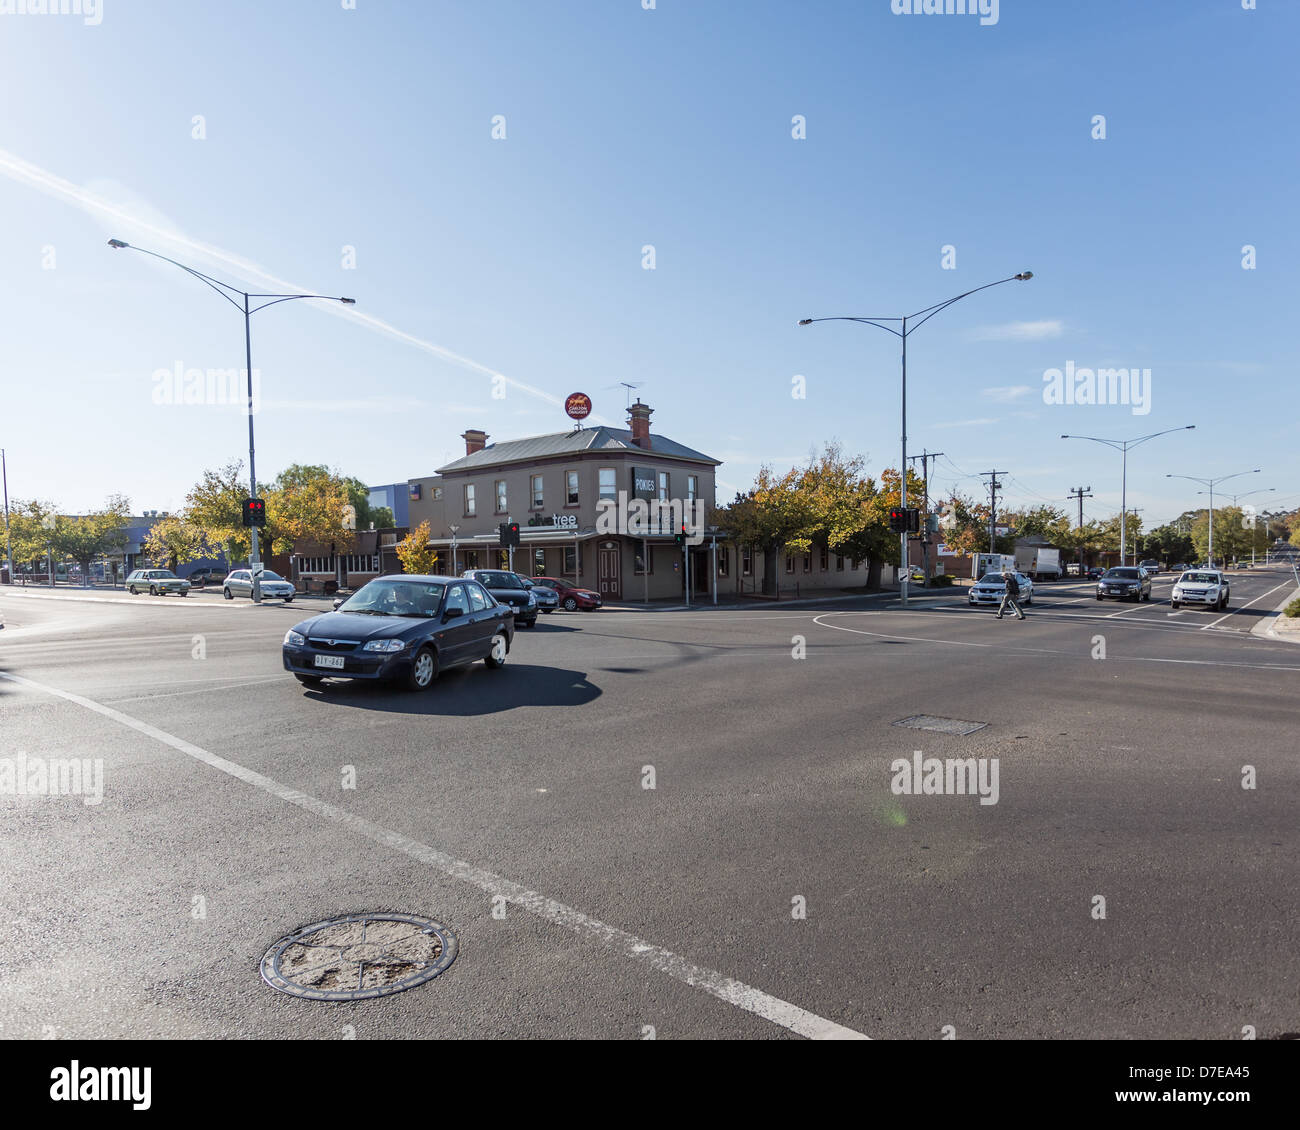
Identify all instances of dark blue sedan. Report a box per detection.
[282,575,514,691]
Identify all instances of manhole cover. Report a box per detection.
[894,714,988,736]
[260,913,457,1001]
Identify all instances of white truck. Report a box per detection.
[973,553,1016,581]
[1014,546,1063,580]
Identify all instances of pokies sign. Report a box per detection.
[565,392,592,420]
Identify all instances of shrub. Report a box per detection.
[930,574,956,587]
[1284,597,1300,618]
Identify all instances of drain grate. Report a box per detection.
[893,714,988,736]
[260,913,457,1001]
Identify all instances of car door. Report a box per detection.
[227,570,247,596]
[465,581,499,660]
[435,583,474,666]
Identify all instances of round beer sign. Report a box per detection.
[565,392,592,420]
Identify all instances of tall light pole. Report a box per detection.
[1167,469,1260,566]
[800,271,1033,606]
[108,239,355,602]
[1061,426,1195,567]
[1,448,12,584]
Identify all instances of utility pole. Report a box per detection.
[1068,485,1093,573]
[981,470,1006,555]
[1,448,12,585]
[1126,508,1143,566]
[907,449,944,586]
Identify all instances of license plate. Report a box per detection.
[314,654,346,670]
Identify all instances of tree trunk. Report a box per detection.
[762,545,780,595]
[866,557,884,590]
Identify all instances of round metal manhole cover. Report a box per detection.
[260,913,457,1001]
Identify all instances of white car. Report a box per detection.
[1170,569,1229,611]
[969,571,1034,607]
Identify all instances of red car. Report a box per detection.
[532,576,602,611]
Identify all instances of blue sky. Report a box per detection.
[2,0,1296,529]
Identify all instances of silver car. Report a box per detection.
[521,576,558,613]
[126,568,191,596]
[968,571,1034,607]
[223,568,296,602]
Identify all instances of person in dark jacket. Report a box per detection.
[997,570,1026,620]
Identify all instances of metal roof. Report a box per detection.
[435,427,720,475]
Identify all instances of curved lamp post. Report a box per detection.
[800,272,1033,606]
[108,239,355,602]
[1168,468,1260,566]
[1061,426,1195,566]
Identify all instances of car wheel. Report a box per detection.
[562,597,578,611]
[1095,594,1103,601]
[541,608,553,614]
[180,591,189,597]
[223,588,233,600]
[284,596,293,603]
[128,585,137,595]
[485,632,508,668]
[521,616,537,629]
[1171,601,1180,610]
[149,585,158,596]
[405,646,437,691]
[295,675,323,687]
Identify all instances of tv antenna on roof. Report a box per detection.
[605,381,644,409]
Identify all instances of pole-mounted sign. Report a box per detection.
[565,392,592,421]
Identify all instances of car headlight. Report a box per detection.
[527,592,536,605]
[363,639,406,653]
[283,630,305,646]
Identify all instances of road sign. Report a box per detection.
[250,562,265,578]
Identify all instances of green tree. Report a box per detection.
[268,464,357,556]
[48,495,133,576]
[7,499,60,570]
[718,466,816,595]
[143,513,209,571]
[186,462,254,565]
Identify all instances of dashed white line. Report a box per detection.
[0,669,868,1041]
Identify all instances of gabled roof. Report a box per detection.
[435,427,720,475]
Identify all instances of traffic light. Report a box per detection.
[674,525,687,547]
[242,498,266,528]
[888,507,907,532]
[508,522,521,547]
[499,522,521,548]
[907,508,921,533]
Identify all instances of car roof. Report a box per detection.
[369,573,460,584]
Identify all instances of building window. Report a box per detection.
[599,467,616,501]
[533,548,546,576]
[836,554,845,572]
[564,546,581,576]
[432,487,442,500]
[658,471,669,500]
[687,475,698,501]
[802,553,812,573]
[718,547,730,577]
[742,547,752,576]
[634,546,652,575]
[463,550,479,570]
[495,480,507,514]
[819,546,829,571]
[566,470,579,506]
[531,474,544,509]
[785,553,795,575]
[464,483,476,517]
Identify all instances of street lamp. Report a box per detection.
[800,271,1033,606]
[1061,426,1195,566]
[108,239,355,602]
[1167,469,1261,565]
[448,524,460,575]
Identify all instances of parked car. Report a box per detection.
[223,568,295,602]
[521,576,558,613]
[1096,567,1151,602]
[1171,569,1230,611]
[1171,563,1189,572]
[968,571,1034,608]
[461,569,537,628]
[1139,559,1160,575]
[531,576,602,611]
[282,575,513,690]
[1085,566,1105,581]
[184,567,223,587]
[125,568,191,596]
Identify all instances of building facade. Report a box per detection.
[406,402,721,601]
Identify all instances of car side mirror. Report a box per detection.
[443,607,465,621]
[332,598,344,610]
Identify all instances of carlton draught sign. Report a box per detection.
[565,392,592,420]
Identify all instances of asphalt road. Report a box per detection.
[1,567,1297,1040]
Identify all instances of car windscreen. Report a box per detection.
[259,571,285,582]
[339,580,446,617]
[477,571,524,589]
[149,571,177,579]
[1104,569,1140,579]
[977,573,1009,584]
[1182,573,1218,584]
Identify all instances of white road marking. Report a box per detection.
[1201,580,1297,631]
[0,670,868,1041]
[103,675,287,704]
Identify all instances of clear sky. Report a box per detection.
[1,0,1296,530]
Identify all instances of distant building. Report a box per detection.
[367,483,410,528]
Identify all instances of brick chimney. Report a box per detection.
[627,400,653,450]
[461,429,488,456]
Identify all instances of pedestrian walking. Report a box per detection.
[996,570,1026,620]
